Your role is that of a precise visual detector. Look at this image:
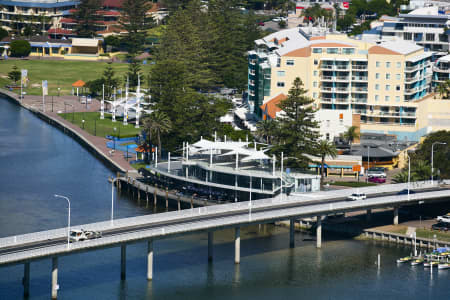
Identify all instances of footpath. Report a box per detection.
[0,89,135,173]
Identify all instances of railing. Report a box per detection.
[352,76,368,81]
[351,65,368,70]
[352,87,368,93]
[351,98,367,103]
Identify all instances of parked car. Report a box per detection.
[397,189,416,195]
[368,176,386,183]
[432,222,450,231]
[272,17,281,22]
[367,167,386,178]
[258,22,265,26]
[437,214,450,223]
[69,229,102,242]
[347,193,366,201]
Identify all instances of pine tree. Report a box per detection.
[74,0,102,37]
[102,63,120,99]
[120,0,154,54]
[126,59,141,88]
[275,77,320,167]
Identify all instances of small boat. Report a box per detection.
[397,256,413,263]
[438,263,450,270]
[424,261,439,267]
[411,258,423,266]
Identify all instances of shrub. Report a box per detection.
[10,40,31,57]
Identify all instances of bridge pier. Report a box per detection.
[235,227,240,264]
[51,257,58,299]
[366,209,372,223]
[316,216,322,249]
[393,207,399,225]
[208,232,214,262]
[147,240,153,280]
[121,244,126,280]
[289,219,295,248]
[23,262,30,298]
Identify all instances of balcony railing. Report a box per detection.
[352,76,368,81]
[352,87,368,93]
[352,65,368,70]
[352,98,367,103]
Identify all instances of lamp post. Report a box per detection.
[113,127,116,150]
[82,119,85,130]
[57,87,60,97]
[406,151,411,200]
[54,194,70,249]
[366,145,370,183]
[431,142,446,185]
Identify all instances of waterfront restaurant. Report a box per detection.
[147,138,320,202]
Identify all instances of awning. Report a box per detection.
[72,80,86,87]
[72,38,100,47]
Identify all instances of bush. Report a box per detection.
[99,53,110,57]
[61,50,67,55]
[10,40,31,57]
[0,28,8,41]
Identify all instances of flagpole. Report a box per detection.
[42,81,45,113]
[101,84,104,119]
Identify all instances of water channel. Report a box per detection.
[0,96,449,299]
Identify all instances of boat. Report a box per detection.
[424,261,439,267]
[397,256,413,263]
[411,258,423,266]
[438,263,450,270]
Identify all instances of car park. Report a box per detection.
[347,193,366,201]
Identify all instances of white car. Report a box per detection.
[347,193,367,201]
[69,229,102,242]
[367,167,386,178]
[437,214,450,223]
[272,18,281,22]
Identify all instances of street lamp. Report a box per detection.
[82,119,85,130]
[366,145,371,183]
[113,127,117,150]
[54,194,70,249]
[406,151,411,200]
[57,87,60,97]
[431,142,446,185]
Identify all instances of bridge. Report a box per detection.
[1,181,449,298]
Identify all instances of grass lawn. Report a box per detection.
[131,162,148,170]
[416,228,450,243]
[60,112,142,138]
[330,181,377,187]
[0,60,152,96]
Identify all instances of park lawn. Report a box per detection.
[330,181,377,188]
[59,112,142,138]
[0,60,152,96]
[416,228,450,243]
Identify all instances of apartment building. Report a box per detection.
[365,6,450,52]
[433,54,450,87]
[0,0,79,32]
[248,28,433,141]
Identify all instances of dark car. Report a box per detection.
[258,22,265,26]
[432,222,450,231]
[397,189,416,195]
[368,176,386,183]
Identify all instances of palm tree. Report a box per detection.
[256,119,277,144]
[317,139,337,187]
[143,111,172,159]
[437,82,447,99]
[392,171,409,183]
[343,126,360,145]
[412,160,431,181]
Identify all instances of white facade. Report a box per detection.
[316,109,353,141]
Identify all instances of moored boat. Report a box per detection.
[397,256,412,263]
[411,258,423,266]
[424,261,439,267]
[438,263,450,270]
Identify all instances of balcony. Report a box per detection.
[352,76,368,82]
[352,87,368,93]
[321,98,333,103]
[320,76,333,81]
[335,98,350,103]
[352,98,367,103]
[335,76,350,82]
[352,65,368,71]
[433,66,450,73]
[320,65,350,71]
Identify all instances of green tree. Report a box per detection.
[102,62,120,99]
[120,0,154,54]
[143,111,172,158]
[317,139,337,186]
[74,0,102,37]
[344,125,360,145]
[256,119,277,144]
[392,170,410,183]
[8,65,21,84]
[437,82,448,99]
[126,59,141,88]
[412,130,450,179]
[9,40,31,57]
[274,77,320,167]
[0,28,9,41]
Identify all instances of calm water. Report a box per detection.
[0,96,449,299]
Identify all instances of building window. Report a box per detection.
[313,70,318,76]
[385,96,390,101]
[396,85,400,91]
[376,61,380,67]
[326,133,330,140]
[342,48,355,54]
[277,71,285,77]
[376,73,380,79]
[313,81,317,87]
[314,59,318,65]
[386,73,390,80]
[287,60,294,66]
[327,48,338,54]
[375,95,379,101]
[404,32,412,40]
[396,96,400,102]
[277,58,281,67]
[386,62,391,68]
[426,33,435,41]
[326,120,330,127]
[277,82,285,87]
[396,62,401,68]
[396,73,401,80]
[312,48,322,53]
[386,84,390,91]
[313,92,317,98]
[375,84,380,90]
